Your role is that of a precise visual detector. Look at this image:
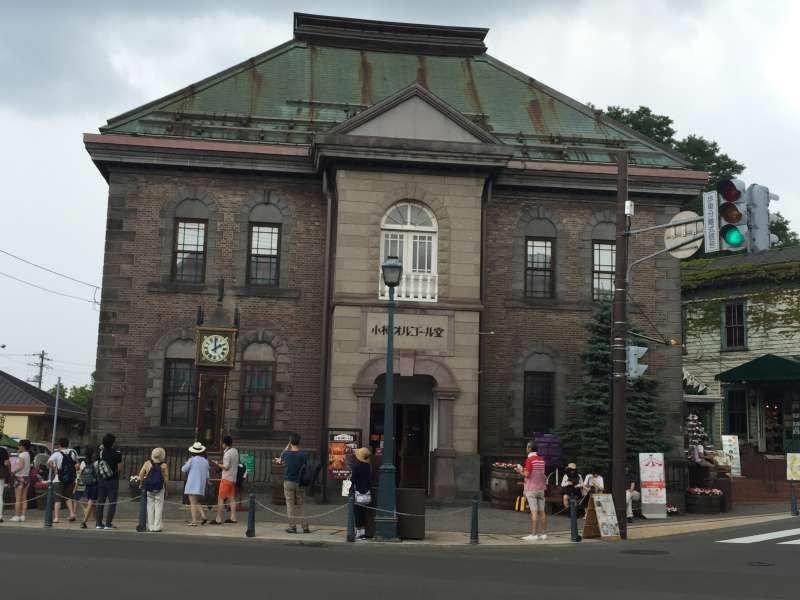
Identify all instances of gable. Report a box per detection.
[347,96,482,143]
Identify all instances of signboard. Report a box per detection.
[639,452,667,519]
[365,312,449,352]
[703,191,720,253]
[787,454,800,481]
[664,211,703,259]
[328,429,362,480]
[583,494,621,541]
[721,435,742,477]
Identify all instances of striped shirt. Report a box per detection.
[524,452,546,492]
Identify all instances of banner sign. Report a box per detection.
[721,435,742,477]
[703,191,720,253]
[327,429,361,480]
[639,452,667,519]
[788,454,800,481]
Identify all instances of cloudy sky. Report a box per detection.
[0,0,797,389]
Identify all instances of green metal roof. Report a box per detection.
[102,40,687,168]
[716,354,800,383]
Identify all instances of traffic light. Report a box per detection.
[717,178,748,251]
[626,345,648,380]
[747,184,780,253]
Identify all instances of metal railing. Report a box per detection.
[379,272,438,302]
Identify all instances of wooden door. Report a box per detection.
[397,404,429,490]
[196,372,226,451]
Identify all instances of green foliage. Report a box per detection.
[47,382,69,400]
[558,303,669,472]
[770,213,800,248]
[47,374,93,408]
[605,105,677,147]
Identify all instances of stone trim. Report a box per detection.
[511,205,569,302]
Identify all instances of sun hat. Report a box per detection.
[354,447,371,463]
[188,442,206,454]
[151,447,166,462]
[567,462,577,470]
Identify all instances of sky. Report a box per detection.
[0,0,798,390]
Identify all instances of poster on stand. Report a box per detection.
[583,493,620,540]
[721,435,742,477]
[639,452,667,519]
[787,453,800,481]
[327,429,361,480]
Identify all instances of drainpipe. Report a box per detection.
[478,176,492,494]
[318,169,336,502]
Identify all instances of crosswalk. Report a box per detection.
[717,527,800,545]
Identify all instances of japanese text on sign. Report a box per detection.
[370,324,444,338]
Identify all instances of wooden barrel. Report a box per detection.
[685,493,721,514]
[489,467,523,509]
[271,462,286,505]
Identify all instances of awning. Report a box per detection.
[716,354,800,383]
[0,433,18,448]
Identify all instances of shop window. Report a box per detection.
[162,359,198,427]
[525,238,554,298]
[722,302,746,349]
[379,201,438,302]
[247,224,280,286]
[524,371,554,436]
[592,241,615,301]
[724,389,747,436]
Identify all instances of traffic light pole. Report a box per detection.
[612,151,629,540]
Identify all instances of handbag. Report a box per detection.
[341,479,352,497]
[355,489,371,506]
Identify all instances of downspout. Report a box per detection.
[478,176,492,494]
[318,169,336,502]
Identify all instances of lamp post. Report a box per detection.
[375,256,403,541]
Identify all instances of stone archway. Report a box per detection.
[354,352,460,499]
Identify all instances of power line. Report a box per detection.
[50,358,95,368]
[0,271,99,305]
[0,248,99,289]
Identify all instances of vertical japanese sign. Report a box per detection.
[721,435,742,477]
[639,452,667,519]
[328,429,361,480]
[703,191,720,253]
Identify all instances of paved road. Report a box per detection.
[3,517,798,599]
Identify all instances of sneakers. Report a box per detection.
[19,515,25,522]
[95,525,104,530]
[523,534,537,541]
[538,534,548,541]
[80,522,87,529]
[10,516,20,523]
[104,524,117,530]
[286,526,298,534]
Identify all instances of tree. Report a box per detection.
[603,104,797,246]
[47,381,69,400]
[558,303,668,472]
[47,373,94,408]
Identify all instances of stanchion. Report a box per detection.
[569,496,581,542]
[347,493,355,543]
[136,489,147,532]
[43,483,55,528]
[245,492,256,538]
[469,495,479,545]
[791,481,799,517]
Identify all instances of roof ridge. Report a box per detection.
[0,369,87,414]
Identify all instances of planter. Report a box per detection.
[489,467,523,510]
[271,462,286,505]
[685,493,722,514]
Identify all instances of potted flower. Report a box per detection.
[128,475,141,500]
[489,462,524,510]
[685,487,723,514]
[666,504,679,516]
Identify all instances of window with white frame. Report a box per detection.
[380,202,438,301]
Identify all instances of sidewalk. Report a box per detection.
[5,493,793,546]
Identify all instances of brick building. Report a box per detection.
[85,13,705,498]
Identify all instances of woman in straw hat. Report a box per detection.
[138,447,169,532]
[182,442,209,526]
[560,462,583,510]
[351,447,372,540]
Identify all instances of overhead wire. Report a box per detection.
[0,248,99,289]
[0,271,99,305]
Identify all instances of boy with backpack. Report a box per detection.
[47,438,78,523]
[137,447,168,532]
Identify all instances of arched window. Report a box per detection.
[247,203,283,287]
[240,343,276,428]
[380,201,438,301]
[162,339,198,427]
[591,222,616,301]
[524,219,556,299]
[524,353,555,436]
[173,199,209,283]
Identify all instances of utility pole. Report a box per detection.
[612,151,629,540]
[27,350,50,389]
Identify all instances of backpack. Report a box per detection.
[80,462,97,486]
[235,463,246,488]
[97,448,115,480]
[143,461,164,492]
[58,450,76,484]
[298,461,320,488]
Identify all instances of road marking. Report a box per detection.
[717,528,800,544]
[777,539,800,545]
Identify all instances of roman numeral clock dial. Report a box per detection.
[201,334,230,363]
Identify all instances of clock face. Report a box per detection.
[201,334,231,363]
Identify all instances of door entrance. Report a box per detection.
[369,403,430,490]
[197,372,226,451]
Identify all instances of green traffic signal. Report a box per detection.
[721,224,745,247]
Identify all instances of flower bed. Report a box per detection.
[685,488,722,514]
[687,487,723,496]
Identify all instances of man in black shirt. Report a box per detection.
[0,444,10,523]
[95,433,124,530]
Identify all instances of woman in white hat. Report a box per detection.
[181,442,209,526]
[351,447,372,540]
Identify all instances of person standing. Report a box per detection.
[95,433,124,530]
[0,444,10,523]
[351,447,372,540]
[139,447,169,532]
[182,442,209,526]
[280,433,309,534]
[78,447,98,529]
[47,438,78,523]
[520,440,547,541]
[11,439,31,522]
[561,462,583,510]
[211,435,239,525]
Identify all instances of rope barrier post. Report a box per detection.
[791,481,799,517]
[245,492,256,538]
[569,495,581,542]
[43,482,55,528]
[347,493,356,542]
[469,495,479,545]
[136,489,147,532]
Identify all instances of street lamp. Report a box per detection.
[375,256,402,541]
